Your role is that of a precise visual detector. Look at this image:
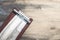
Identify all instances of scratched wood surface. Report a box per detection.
[1,0,60,40]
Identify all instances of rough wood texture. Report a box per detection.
[1,0,60,40]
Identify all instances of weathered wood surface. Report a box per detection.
[1,0,60,40]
